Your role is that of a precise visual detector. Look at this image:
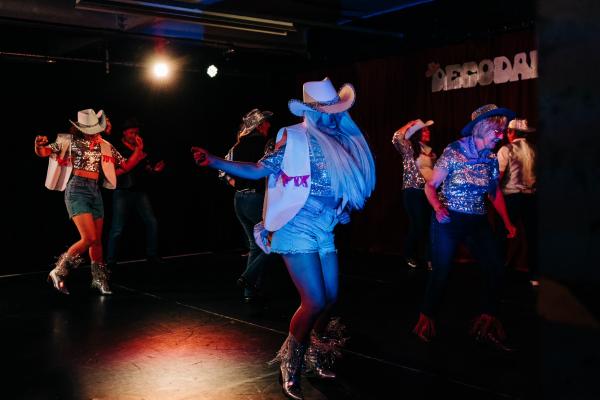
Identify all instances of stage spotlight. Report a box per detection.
[207,64,218,78]
[152,62,170,79]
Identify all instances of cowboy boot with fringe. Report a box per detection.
[305,318,348,379]
[91,262,112,295]
[48,252,83,295]
[269,333,307,400]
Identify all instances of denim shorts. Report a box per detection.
[64,175,104,219]
[269,196,339,256]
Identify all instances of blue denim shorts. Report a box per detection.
[270,196,339,256]
[64,175,104,219]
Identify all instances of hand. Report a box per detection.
[35,135,48,148]
[434,206,451,223]
[134,135,144,150]
[153,160,166,173]
[505,222,517,239]
[191,146,212,167]
[338,211,351,225]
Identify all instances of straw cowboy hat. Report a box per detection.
[406,119,434,140]
[69,109,107,135]
[239,108,273,137]
[508,118,536,132]
[288,77,355,117]
[461,104,515,136]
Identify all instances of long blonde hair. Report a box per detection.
[304,110,376,210]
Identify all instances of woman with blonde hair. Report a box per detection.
[192,78,375,399]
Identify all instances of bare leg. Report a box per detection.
[89,218,104,263]
[68,213,99,256]
[312,251,339,333]
[282,252,328,343]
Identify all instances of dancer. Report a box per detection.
[413,104,517,350]
[34,109,145,295]
[192,78,375,399]
[222,108,274,303]
[392,119,437,269]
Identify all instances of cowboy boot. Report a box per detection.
[91,262,112,295]
[305,318,348,379]
[48,252,83,295]
[270,334,307,400]
[469,313,514,352]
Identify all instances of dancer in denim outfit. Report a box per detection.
[192,78,375,399]
[413,104,517,351]
[35,109,145,295]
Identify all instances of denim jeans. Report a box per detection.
[65,175,104,219]
[422,210,504,317]
[106,189,158,264]
[403,188,431,261]
[234,190,269,290]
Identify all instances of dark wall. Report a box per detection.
[4,28,537,274]
[7,60,297,273]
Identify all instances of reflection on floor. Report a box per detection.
[1,252,539,399]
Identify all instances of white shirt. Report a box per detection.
[497,138,536,194]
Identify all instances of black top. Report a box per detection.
[230,133,271,192]
[114,141,156,191]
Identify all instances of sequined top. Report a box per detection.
[393,138,437,189]
[435,137,499,215]
[49,135,125,173]
[259,134,334,197]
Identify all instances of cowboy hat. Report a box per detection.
[406,119,434,140]
[239,108,273,137]
[288,77,355,117]
[461,104,515,137]
[508,118,536,132]
[122,117,142,131]
[69,109,107,135]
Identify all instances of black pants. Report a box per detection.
[505,193,538,277]
[403,188,432,261]
[422,211,504,317]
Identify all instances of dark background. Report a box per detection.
[6,29,536,273]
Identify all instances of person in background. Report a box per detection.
[106,117,165,269]
[393,119,437,270]
[413,104,517,351]
[497,118,538,286]
[223,108,275,303]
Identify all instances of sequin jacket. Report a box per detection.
[393,137,436,189]
[435,137,499,215]
[49,135,125,173]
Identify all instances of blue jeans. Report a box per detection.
[65,175,103,219]
[106,190,158,264]
[422,210,504,317]
[234,190,269,290]
[403,188,431,261]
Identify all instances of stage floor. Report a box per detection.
[1,252,539,399]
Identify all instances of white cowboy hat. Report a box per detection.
[406,119,434,140]
[69,109,107,135]
[508,118,536,132]
[288,77,355,117]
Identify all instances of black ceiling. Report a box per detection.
[0,0,535,73]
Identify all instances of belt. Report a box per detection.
[236,188,257,193]
[73,169,99,180]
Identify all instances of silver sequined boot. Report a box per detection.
[48,252,83,295]
[91,262,112,295]
[270,334,307,400]
[304,318,348,379]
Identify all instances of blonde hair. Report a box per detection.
[472,116,507,138]
[304,111,376,210]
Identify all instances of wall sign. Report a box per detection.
[429,50,538,92]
